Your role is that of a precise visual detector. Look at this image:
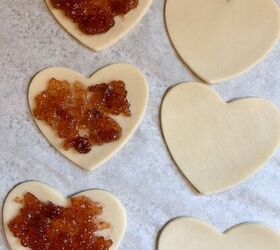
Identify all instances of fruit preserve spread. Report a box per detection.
[50,0,139,35]
[8,192,113,250]
[33,78,131,154]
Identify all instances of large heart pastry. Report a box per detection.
[165,0,280,83]
[158,217,280,250]
[161,82,280,194]
[45,0,152,51]
[28,64,149,171]
[3,181,127,250]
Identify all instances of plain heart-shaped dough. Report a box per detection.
[161,82,280,195]
[158,217,280,250]
[3,181,127,250]
[28,64,149,171]
[45,0,152,51]
[165,0,280,83]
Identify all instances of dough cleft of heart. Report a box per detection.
[45,0,152,51]
[161,82,280,194]
[28,64,149,171]
[165,0,280,83]
[3,181,127,250]
[158,217,280,250]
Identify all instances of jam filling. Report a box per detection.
[50,0,139,35]
[8,192,113,250]
[33,78,131,154]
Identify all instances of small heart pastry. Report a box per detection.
[3,181,127,250]
[45,0,152,51]
[161,82,280,194]
[158,218,280,250]
[28,64,149,171]
[165,0,280,83]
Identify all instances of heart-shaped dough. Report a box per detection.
[165,0,280,83]
[28,64,149,171]
[45,0,152,51]
[3,181,127,250]
[161,82,280,194]
[158,217,280,250]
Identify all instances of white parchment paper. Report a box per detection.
[0,1,280,249]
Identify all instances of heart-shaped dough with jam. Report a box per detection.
[3,181,127,250]
[28,64,148,171]
[158,218,280,250]
[161,82,280,194]
[165,0,280,83]
[45,0,152,51]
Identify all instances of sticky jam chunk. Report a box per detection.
[50,0,139,35]
[33,78,131,154]
[8,192,113,250]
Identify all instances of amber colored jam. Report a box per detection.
[33,78,131,154]
[50,0,139,35]
[8,192,113,250]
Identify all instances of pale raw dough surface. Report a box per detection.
[165,0,280,83]
[1,1,280,250]
[161,83,280,195]
[3,181,127,250]
[45,0,152,51]
[28,65,149,171]
[158,218,280,250]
